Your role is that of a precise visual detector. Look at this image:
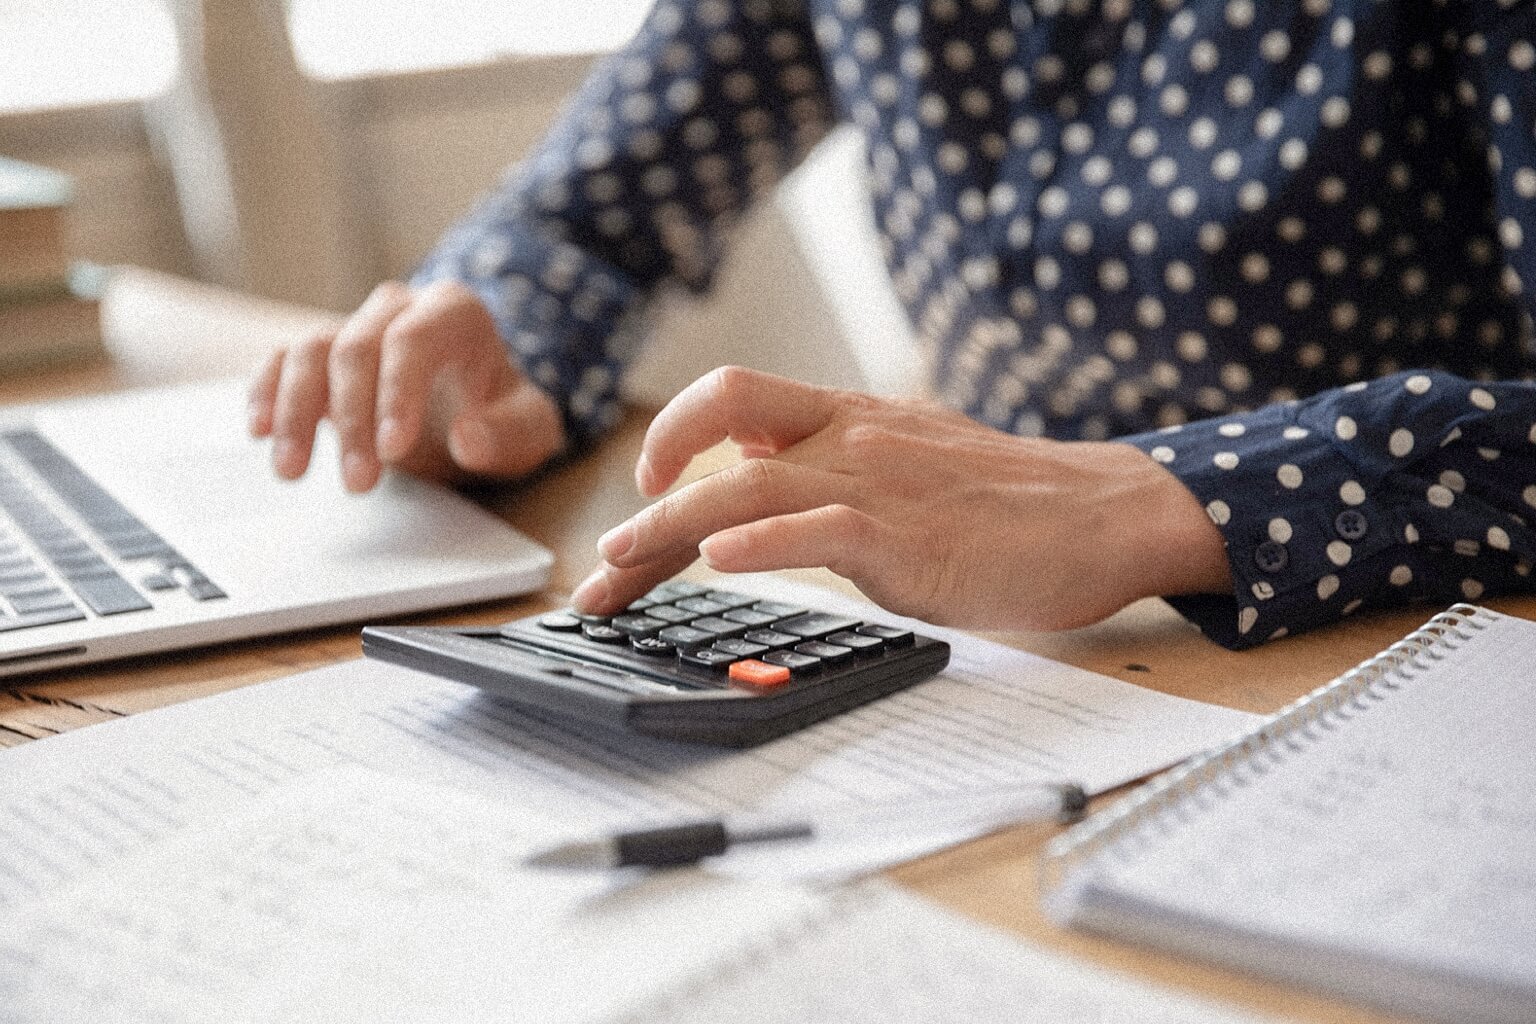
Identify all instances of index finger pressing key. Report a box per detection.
[638,367,843,497]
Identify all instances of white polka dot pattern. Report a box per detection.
[407,0,1536,649]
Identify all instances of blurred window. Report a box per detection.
[0,0,179,114]
[0,0,654,115]
[285,0,654,80]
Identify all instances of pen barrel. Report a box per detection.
[615,821,731,867]
[778,783,1085,842]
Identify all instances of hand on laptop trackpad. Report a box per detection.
[2,379,550,676]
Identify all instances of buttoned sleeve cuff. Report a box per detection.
[411,211,649,453]
[1121,394,1411,650]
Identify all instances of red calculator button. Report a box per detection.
[728,659,792,688]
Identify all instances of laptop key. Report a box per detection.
[185,578,227,601]
[70,576,152,616]
[9,589,76,615]
[0,606,87,632]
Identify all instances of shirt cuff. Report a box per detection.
[412,218,648,451]
[1121,400,1408,649]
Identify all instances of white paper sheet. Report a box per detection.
[0,770,1280,1024]
[0,578,1262,1021]
[0,578,1256,889]
[647,882,1288,1024]
[0,768,825,1024]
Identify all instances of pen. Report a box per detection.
[525,781,1089,870]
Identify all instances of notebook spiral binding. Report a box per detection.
[1039,603,1497,899]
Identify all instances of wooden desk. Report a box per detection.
[5,268,1531,1023]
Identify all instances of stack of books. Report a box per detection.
[0,157,106,371]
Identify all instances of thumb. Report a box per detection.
[447,380,566,479]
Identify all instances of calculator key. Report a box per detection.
[675,596,730,616]
[573,612,612,625]
[581,623,627,644]
[763,650,822,673]
[625,598,656,612]
[855,624,913,646]
[775,613,861,640]
[687,616,749,639]
[713,638,770,659]
[647,604,697,624]
[630,636,675,657]
[742,629,800,649]
[728,659,792,689]
[826,631,884,655]
[751,601,805,619]
[680,647,739,671]
[658,625,713,647]
[611,614,667,637]
[722,607,778,627]
[536,612,582,632]
[704,591,756,609]
[647,581,712,600]
[794,640,854,665]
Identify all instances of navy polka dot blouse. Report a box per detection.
[414,0,1536,649]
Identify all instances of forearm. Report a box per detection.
[413,0,835,447]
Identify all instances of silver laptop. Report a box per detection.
[0,377,553,677]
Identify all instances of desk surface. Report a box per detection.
[5,268,1531,1024]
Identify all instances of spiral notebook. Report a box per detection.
[1042,604,1536,1024]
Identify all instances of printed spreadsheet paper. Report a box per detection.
[0,578,1259,1020]
[0,770,1284,1024]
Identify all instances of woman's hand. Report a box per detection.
[574,366,1229,632]
[248,280,565,492]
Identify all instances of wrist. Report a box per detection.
[1108,443,1231,601]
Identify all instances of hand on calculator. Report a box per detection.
[575,367,1229,633]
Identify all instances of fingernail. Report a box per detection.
[699,533,742,568]
[597,522,634,561]
[343,452,373,492]
[274,440,300,478]
[450,418,492,466]
[572,572,609,612]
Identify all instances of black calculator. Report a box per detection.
[361,580,950,747]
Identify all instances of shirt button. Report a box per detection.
[1254,540,1290,573]
[1334,509,1369,541]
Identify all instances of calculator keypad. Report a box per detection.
[367,579,950,746]
[517,580,912,691]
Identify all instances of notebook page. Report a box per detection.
[1080,611,1536,993]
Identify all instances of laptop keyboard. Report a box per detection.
[0,430,225,632]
